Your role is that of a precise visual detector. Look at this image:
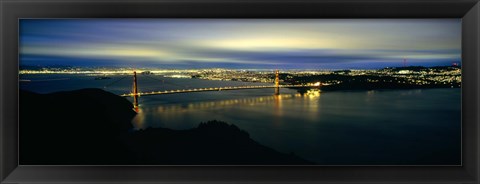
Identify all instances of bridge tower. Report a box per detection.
[274,69,280,95]
[133,71,139,109]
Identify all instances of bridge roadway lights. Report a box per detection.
[121,84,318,97]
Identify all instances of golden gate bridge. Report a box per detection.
[120,70,321,108]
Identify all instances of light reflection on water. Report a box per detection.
[19,74,461,164]
[131,93,323,130]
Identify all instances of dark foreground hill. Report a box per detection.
[20,89,312,165]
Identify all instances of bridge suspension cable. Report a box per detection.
[120,70,321,97]
[142,74,190,89]
[103,75,129,89]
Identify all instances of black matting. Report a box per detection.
[1,0,479,183]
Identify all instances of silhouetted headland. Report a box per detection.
[20,89,312,165]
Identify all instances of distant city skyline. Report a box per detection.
[20,19,461,69]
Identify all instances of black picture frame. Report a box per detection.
[1,0,479,183]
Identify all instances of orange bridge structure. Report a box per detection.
[123,70,320,108]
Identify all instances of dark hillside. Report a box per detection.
[20,89,312,165]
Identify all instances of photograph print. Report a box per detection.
[19,19,461,165]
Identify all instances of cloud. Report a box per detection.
[19,19,461,69]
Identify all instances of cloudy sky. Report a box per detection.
[19,19,461,69]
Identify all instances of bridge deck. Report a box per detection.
[120,84,319,97]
